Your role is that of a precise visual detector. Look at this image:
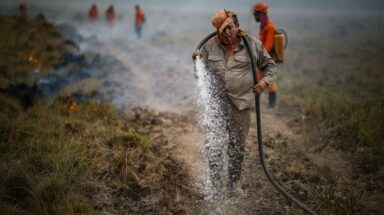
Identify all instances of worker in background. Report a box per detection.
[19,3,27,17]
[89,4,98,22]
[253,1,278,108]
[105,5,116,26]
[134,5,146,39]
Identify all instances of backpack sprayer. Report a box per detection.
[194,32,318,215]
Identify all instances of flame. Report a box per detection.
[68,99,77,112]
[28,51,39,65]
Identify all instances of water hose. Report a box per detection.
[194,32,318,215]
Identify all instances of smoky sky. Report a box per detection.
[1,0,384,12]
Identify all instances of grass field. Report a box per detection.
[0,15,173,214]
[277,11,384,156]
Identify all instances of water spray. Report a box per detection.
[194,32,318,215]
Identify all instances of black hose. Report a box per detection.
[195,31,217,51]
[194,33,318,215]
[242,36,317,215]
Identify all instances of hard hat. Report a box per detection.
[253,1,269,13]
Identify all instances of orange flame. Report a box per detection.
[68,99,77,112]
[28,51,38,65]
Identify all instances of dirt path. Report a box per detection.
[167,104,310,214]
[167,100,380,215]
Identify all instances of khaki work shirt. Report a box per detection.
[201,35,277,110]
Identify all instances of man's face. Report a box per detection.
[222,18,239,41]
[253,11,260,22]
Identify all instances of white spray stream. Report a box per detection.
[194,57,228,203]
[194,57,227,153]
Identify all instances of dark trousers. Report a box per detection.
[205,99,250,189]
[135,25,142,38]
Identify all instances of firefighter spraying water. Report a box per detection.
[193,8,318,215]
[193,9,276,198]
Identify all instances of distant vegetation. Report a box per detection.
[279,13,384,158]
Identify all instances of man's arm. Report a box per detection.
[258,44,277,84]
[253,40,277,94]
[192,43,209,78]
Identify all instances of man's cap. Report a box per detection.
[211,9,237,34]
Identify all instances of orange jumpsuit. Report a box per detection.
[19,3,27,16]
[105,6,115,26]
[257,19,277,92]
[135,8,145,26]
[89,5,98,22]
[134,7,145,38]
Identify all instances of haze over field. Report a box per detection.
[1,0,383,111]
[2,0,384,10]
[0,0,383,214]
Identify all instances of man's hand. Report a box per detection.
[192,50,202,61]
[252,80,268,94]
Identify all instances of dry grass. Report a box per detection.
[0,93,176,214]
[0,14,190,214]
[274,12,384,214]
[96,131,166,185]
[0,15,66,85]
[0,95,92,214]
[309,183,364,215]
[278,12,384,156]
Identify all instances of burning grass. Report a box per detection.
[0,93,190,214]
[0,95,92,214]
[0,15,194,213]
[0,15,66,85]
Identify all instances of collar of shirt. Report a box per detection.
[215,36,245,53]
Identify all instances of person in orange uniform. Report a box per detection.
[19,3,27,17]
[105,5,116,26]
[88,4,98,22]
[253,1,278,108]
[134,5,146,39]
